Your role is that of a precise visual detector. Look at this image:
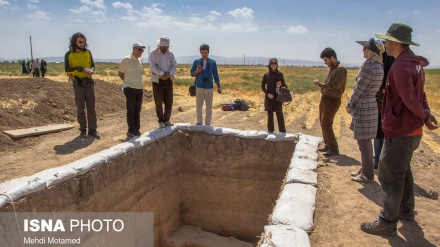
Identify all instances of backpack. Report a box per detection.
[234,99,249,111]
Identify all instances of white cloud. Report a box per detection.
[207,11,221,22]
[29,0,39,3]
[227,7,253,24]
[27,4,37,9]
[112,1,133,11]
[70,5,91,14]
[80,0,106,10]
[221,7,257,32]
[0,0,10,7]
[27,10,49,20]
[287,25,308,33]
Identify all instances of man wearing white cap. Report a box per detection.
[360,23,438,236]
[149,36,177,128]
[118,42,145,138]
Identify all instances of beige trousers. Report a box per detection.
[196,87,213,125]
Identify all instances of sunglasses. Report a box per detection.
[270,62,277,65]
[136,48,144,52]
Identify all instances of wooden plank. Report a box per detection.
[3,124,74,138]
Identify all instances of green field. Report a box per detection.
[1,62,439,98]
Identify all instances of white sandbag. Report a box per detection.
[188,125,215,134]
[0,176,46,203]
[174,123,191,131]
[285,168,318,187]
[261,224,310,247]
[146,126,178,140]
[213,127,241,136]
[0,195,9,208]
[265,133,297,142]
[271,199,315,233]
[137,135,155,146]
[289,157,319,171]
[111,141,141,153]
[31,166,78,187]
[278,183,317,205]
[293,149,319,161]
[297,133,323,147]
[237,130,267,139]
[66,154,107,175]
[95,147,125,162]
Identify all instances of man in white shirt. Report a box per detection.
[32,58,41,77]
[148,36,177,128]
[119,42,145,138]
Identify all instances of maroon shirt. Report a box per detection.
[381,49,428,139]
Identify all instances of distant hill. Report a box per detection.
[1,56,361,67]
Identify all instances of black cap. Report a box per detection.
[356,38,381,54]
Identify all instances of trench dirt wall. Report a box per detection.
[0,128,296,246]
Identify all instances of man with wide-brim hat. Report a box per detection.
[360,23,438,236]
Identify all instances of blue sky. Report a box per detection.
[1,0,440,66]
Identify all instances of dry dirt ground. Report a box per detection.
[1,77,439,246]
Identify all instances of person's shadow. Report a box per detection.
[53,136,95,155]
[383,220,437,246]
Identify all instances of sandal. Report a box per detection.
[351,174,374,183]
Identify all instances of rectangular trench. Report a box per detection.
[0,128,296,246]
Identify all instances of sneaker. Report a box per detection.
[126,132,135,139]
[80,129,87,138]
[134,131,141,137]
[351,174,374,183]
[318,147,329,152]
[159,122,165,128]
[164,121,173,126]
[323,150,339,157]
[88,129,101,139]
[360,218,397,236]
[351,169,361,177]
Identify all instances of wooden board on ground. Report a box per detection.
[3,124,74,138]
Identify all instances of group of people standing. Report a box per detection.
[21,59,47,77]
[64,33,222,140]
[310,23,438,237]
[63,23,438,237]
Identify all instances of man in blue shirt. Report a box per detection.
[190,44,221,125]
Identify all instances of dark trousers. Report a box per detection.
[124,87,143,133]
[378,134,422,223]
[267,110,286,132]
[319,96,341,152]
[152,79,173,123]
[73,80,97,130]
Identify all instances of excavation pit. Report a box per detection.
[0,125,321,246]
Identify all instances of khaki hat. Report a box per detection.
[375,23,419,46]
[157,36,170,47]
[132,42,145,48]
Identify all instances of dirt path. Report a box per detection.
[1,77,439,246]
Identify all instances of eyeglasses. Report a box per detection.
[136,48,144,52]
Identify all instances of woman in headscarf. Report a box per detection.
[346,38,384,183]
[261,58,288,133]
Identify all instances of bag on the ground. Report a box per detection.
[222,104,235,111]
[234,99,249,111]
[276,88,292,105]
[74,76,94,88]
